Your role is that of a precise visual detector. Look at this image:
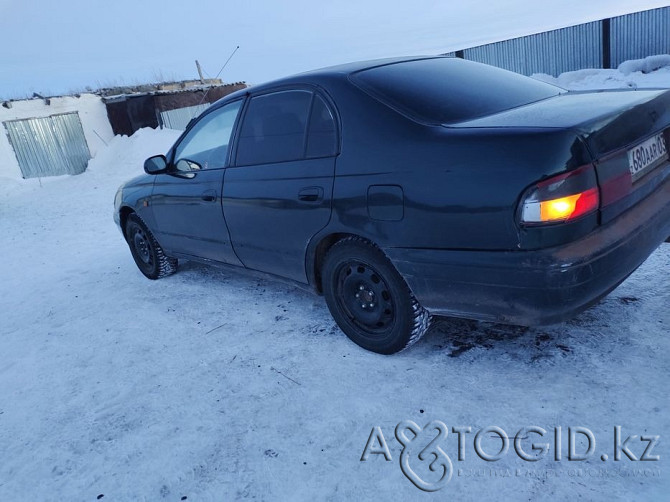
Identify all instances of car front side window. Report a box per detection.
[173,100,242,171]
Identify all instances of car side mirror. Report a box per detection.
[144,155,167,175]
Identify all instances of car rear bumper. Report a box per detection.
[385,176,670,325]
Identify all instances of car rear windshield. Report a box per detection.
[350,57,563,125]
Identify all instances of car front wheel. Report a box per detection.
[322,237,430,354]
[125,214,177,280]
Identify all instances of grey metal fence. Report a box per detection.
[611,7,670,67]
[463,22,602,76]
[454,6,670,76]
[4,112,91,179]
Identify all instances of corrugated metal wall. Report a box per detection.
[464,22,602,75]
[611,8,670,67]
[160,104,210,130]
[3,112,91,179]
[458,6,670,76]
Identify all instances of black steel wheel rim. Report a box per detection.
[335,260,395,335]
[132,227,153,266]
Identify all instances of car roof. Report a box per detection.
[296,55,444,78]
[216,55,448,102]
[211,56,564,127]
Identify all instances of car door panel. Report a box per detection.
[148,99,244,265]
[223,158,335,282]
[222,89,338,283]
[150,169,242,265]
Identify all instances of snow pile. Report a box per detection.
[0,127,180,198]
[618,54,670,75]
[533,53,670,90]
[86,126,181,177]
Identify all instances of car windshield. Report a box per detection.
[350,57,564,125]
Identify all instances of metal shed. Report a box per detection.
[3,112,91,179]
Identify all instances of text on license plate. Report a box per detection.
[627,132,667,181]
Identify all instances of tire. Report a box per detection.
[322,237,430,354]
[124,214,178,280]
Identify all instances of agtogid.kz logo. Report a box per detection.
[360,421,660,492]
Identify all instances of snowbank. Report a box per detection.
[533,53,670,90]
[618,54,670,75]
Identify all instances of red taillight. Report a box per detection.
[520,166,600,225]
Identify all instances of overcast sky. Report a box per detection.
[1,0,668,99]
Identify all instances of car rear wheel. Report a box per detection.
[322,237,430,354]
[125,214,177,280]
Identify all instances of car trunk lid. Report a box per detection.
[451,89,670,223]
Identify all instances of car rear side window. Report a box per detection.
[306,95,337,158]
[236,90,312,165]
[350,57,563,125]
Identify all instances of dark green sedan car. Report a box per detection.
[115,56,670,354]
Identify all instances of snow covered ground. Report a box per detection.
[1,64,670,501]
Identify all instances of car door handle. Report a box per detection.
[298,187,323,202]
[201,189,218,202]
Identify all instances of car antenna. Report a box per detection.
[197,45,240,107]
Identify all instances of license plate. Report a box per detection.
[628,132,668,181]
